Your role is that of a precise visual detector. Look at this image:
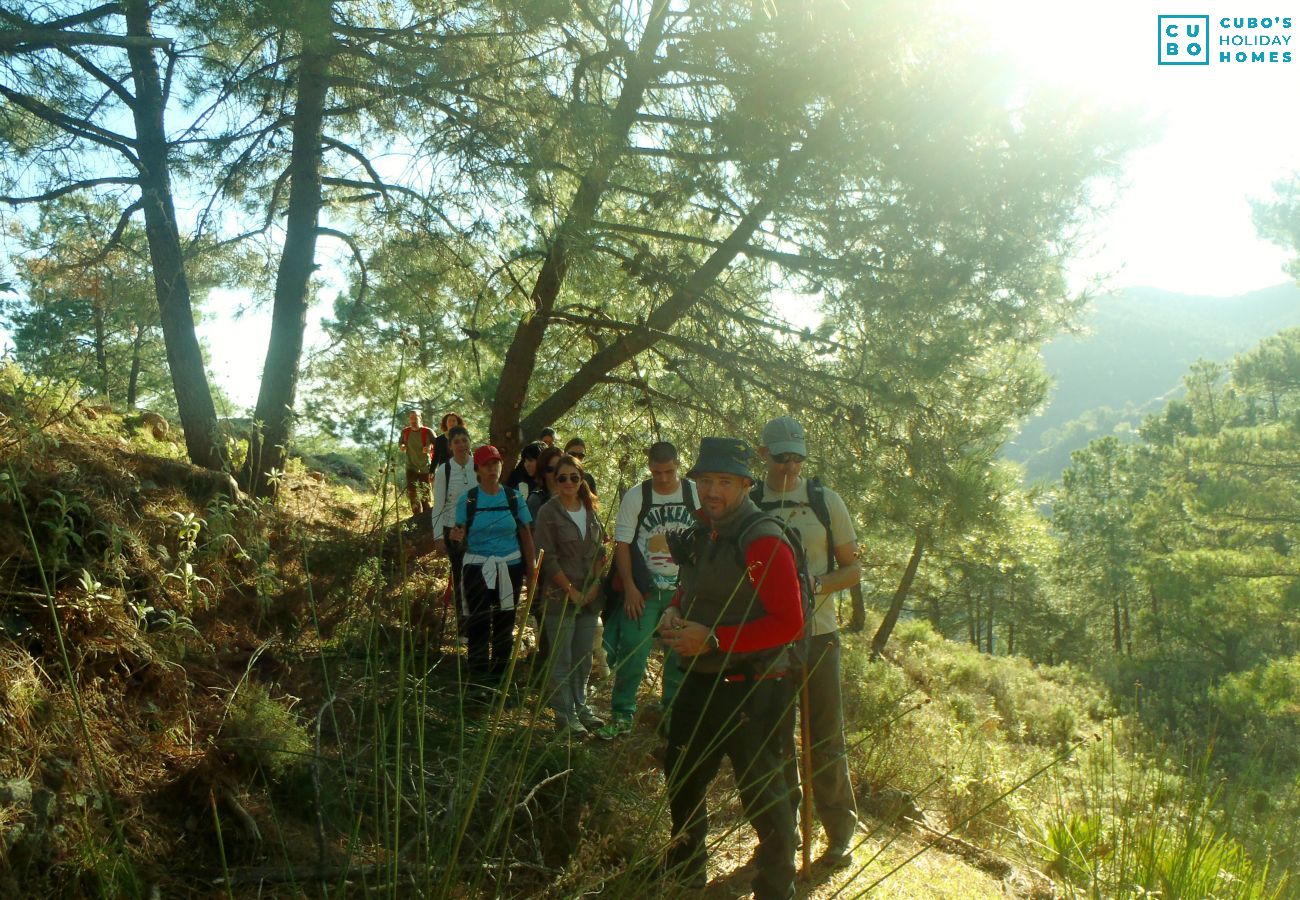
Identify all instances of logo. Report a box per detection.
[1158,15,1293,65]
[1159,15,1210,64]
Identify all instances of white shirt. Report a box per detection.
[431,456,475,532]
[565,505,588,536]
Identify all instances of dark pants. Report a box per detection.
[444,528,466,632]
[461,561,523,686]
[785,632,858,846]
[665,671,798,900]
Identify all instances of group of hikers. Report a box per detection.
[398,412,862,900]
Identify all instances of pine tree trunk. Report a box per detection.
[241,1,334,497]
[488,3,670,462]
[122,0,226,471]
[127,325,144,409]
[92,300,110,399]
[871,531,926,659]
[847,582,866,633]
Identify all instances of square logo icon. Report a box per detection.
[1158,15,1210,64]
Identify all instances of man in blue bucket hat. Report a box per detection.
[658,437,803,899]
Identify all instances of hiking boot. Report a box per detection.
[816,837,854,870]
[555,719,589,740]
[578,711,605,732]
[595,715,633,740]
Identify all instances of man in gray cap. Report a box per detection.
[658,437,802,900]
[754,415,861,869]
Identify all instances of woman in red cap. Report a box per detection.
[450,444,536,696]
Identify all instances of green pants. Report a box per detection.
[603,586,679,718]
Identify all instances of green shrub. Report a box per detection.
[219,682,311,779]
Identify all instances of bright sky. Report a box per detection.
[969,0,1300,295]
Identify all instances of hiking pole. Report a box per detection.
[799,664,814,876]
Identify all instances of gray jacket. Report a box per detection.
[533,497,608,615]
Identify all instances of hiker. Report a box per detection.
[431,426,475,615]
[449,445,536,695]
[431,412,465,470]
[597,440,698,739]
[505,441,545,502]
[526,444,565,665]
[563,437,598,495]
[755,415,861,869]
[539,426,557,448]
[399,411,436,517]
[533,454,608,737]
[658,437,802,899]
[561,437,604,682]
[527,445,564,520]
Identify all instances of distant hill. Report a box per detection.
[1005,283,1300,483]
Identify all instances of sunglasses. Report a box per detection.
[773,452,805,464]
[545,466,558,474]
[555,473,582,484]
[569,451,585,459]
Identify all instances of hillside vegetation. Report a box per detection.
[0,368,1290,898]
[1006,284,1300,482]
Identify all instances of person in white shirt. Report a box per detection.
[596,441,700,739]
[431,426,475,616]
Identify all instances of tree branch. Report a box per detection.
[0,28,170,53]
[317,227,368,302]
[48,198,143,271]
[1,176,136,205]
[0,84,139,162]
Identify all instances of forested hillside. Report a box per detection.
[1006,284,1300,483]
[0,375,1293,898]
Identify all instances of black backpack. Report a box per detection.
[463,486,525,550]
[750,476,838,574]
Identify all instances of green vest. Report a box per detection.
[677,497,791,676]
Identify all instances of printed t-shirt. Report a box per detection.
[455,486,532,558]
[756,479,856,636]
[614,481,700,591]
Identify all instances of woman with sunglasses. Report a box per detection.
[527,445,564,521]
[532,454,608,737]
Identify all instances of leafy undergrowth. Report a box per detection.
[0,377,1291,898]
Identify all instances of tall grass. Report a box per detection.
[1035,726,1287,898]
[7,462,142,898]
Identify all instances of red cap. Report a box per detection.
[473,444,502,467]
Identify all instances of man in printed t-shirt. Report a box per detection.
[596,441,699,739]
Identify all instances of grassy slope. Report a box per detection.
[0,391,1288,898]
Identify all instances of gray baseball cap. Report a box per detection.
[761,416,807,457]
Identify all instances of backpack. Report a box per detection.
[463,486,525,550]
[750,476,837,574]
